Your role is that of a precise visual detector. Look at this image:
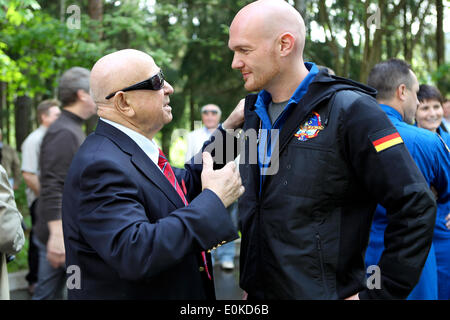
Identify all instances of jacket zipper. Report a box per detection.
[316,233,329,297]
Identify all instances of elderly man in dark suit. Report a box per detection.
[62,49,245,299]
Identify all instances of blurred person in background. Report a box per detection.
[416,84,450,300]
[33,67,96,300]
[21,99,61,295]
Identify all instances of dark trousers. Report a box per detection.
[25,199,39,285]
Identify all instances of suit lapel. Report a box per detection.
[130,155,185,208]
[95,120,185,208]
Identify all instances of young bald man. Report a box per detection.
[228,0,436,299]
[62,49,245,299]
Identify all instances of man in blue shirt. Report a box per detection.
[366,58,450,299]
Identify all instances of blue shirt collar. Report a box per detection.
[379,104,403,123]
[254,62,319,130]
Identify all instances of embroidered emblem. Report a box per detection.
[294,112,325,141]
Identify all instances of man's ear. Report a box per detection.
[113,92,136,118]
[279,32,295,57]
[77,89,89,102]
[396,84,407,102]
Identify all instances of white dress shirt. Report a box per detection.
[100,118,161,169]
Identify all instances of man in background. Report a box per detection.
[21,99,61,294]
[33,67,96,300]
[365,59,450,300]
[185,104,222,162]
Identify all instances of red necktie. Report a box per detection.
[158,149,188,206]
[157,149,211,280]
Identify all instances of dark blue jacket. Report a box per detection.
[62,120,238,299]
[237,70,436,299]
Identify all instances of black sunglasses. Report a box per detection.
[105,70,165,100]
[202,110,219,115]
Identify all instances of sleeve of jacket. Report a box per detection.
[39,129,79,222]
[187,125,239,170]
[430,136,450,204]
[0,166,24,255]
[76,159,238,281]
[339,95,436,300]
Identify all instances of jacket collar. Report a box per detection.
[94,119,185,208]
[61,109,84,125]
[379,104,403,123]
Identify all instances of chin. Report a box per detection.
[165,114,173,124]
[244,82,262,92]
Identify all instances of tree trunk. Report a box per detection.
[5,90,10,145]
[15,96,32,149]
[436,0,444,66]
[403,1,410,62]
[0,82,5,132]
[60,0,66,23]
[85,0,104,135]
[318,0,341,74]
[190,88,195,131]
[293,0,307,27]
[360,0,371,82]
[343,0,352,77]
[88,0,103,38]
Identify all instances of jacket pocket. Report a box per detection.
[316,233,330,297]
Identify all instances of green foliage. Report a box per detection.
[1,0,448,159]
[432,63,450,96]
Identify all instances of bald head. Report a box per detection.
[230,0,306,55]
[90,49,157,105]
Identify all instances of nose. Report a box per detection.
[231,53,244,70]
[164,81,174,95]
[430,106,439,118]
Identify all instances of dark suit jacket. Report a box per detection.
[62,120,238,299]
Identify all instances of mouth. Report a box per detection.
[241,72,251,81]
[163,102,172,111]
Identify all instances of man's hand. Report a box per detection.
[222,98,245,130]
[47,220,66,268]
[22,171,40,197]
[345,293,360,300]
[201,152,245,208]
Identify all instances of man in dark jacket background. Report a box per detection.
[228,0,436,299]
[33,67,97,300]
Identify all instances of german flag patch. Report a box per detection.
[369,128,404,153]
